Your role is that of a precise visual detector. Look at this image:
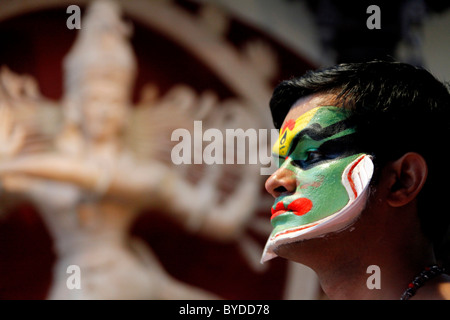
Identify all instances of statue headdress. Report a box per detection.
[62,0,137,123]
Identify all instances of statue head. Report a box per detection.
[62,0,136,142]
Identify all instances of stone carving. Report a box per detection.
[0,0,271,299]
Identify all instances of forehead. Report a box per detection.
[281,94,339,127]
[274,95,350,157]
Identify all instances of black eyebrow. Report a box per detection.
[290,133,359,170]
[286,119,353,157]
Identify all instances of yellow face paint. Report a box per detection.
[273,107,321,157]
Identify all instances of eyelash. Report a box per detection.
[289,149,325,168]
[275,149,327,169]
[305,149,324,162]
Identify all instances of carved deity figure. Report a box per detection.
[0,0,266,299]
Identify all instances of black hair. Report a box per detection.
[270,60,450,265]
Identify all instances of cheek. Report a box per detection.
[297,175,324,190]
[289,165,325,193]
[291,164,350,214]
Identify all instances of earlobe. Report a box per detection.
[386,152,428,207]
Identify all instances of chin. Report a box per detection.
[273,225,359,266]
[273,237,322,262]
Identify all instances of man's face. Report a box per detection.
[261,96,373,262]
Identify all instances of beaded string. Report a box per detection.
[400,265,445,300]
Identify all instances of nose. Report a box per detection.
[265,167,297,198]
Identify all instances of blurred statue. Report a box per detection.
[0,0,266,299]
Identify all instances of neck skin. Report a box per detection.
[275,196,437,300]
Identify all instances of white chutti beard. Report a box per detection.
[261,154,374,263]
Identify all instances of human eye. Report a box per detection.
[305,149,325,163]
[290,148,326,169]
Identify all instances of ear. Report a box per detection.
[386,152,428,207]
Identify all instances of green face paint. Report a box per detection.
[261,106,374,263]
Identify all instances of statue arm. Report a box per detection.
[0,154,98,189]
[0,154,173,202]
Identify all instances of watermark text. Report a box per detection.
[171,121,278,175]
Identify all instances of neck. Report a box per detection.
[314,239,435,300]
[276,208,436,300]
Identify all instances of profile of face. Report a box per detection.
[80,78,129,142]
[261,102,374,262]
